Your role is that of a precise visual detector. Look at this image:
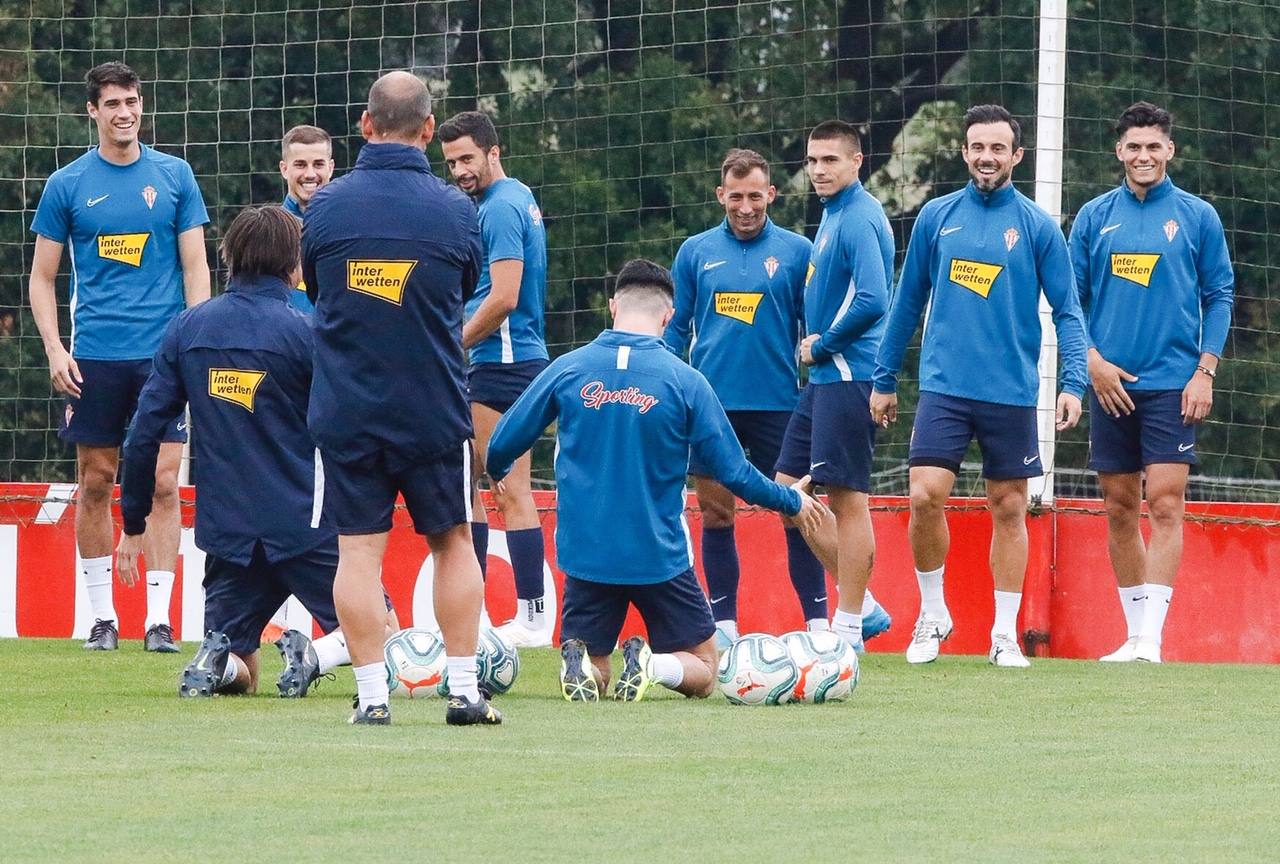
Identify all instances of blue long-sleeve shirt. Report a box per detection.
[487,330,802,585]
[873,182,1089,406]
[663,218,811,411]
[303,143,482,464]
[121,275,335,565]
[804,181,894,384]
[1068,177,1234,389]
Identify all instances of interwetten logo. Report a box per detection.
[580,381,659,414]
[209,368,267,412]
[949,258,1003,298]
[1110,253,1160,287]
[714,292,764,325]
[97,233,149,267]
[347,260,417,305]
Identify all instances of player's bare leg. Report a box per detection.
[76,445,121,649]
[776,470,838,573]
[824,486,875,649]
[1098,470,1146,660]
[986,477,1031,667]
[905,466,956,663]
[141,441,183,651]
[335,531,394,719]
[474,402,548,644]
[430,522,500,724]
[1128,463,1188,662]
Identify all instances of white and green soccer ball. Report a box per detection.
[717,633,798,705]
[781,630,859,703]
[384,627,448,699]
[474,626,520,696]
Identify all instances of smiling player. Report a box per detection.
[278,124,335,313]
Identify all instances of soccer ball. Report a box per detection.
[717,633,798,705]
[475,626,520,696]
[781,630,859,703]
[384,628,448,699]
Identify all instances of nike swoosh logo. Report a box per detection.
[940,226,963,236]
[177,422,188,431]
[812,596,827,604]
[1023,455,1038,465]
[1100,223,1121,235]
[709,595,728,604]
[86,194,110,207]
[1178,443,1194,452]
[703,260,727,270]
[195,653,210,672]
[809,462,826,471]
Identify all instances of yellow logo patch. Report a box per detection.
[97,233,149,267]
[714,292,764,325]
[1110,253,1160,287]
[208,368,266,412]
[949,258,1003,298]
[805,262,816,287]
[347,260,417,305]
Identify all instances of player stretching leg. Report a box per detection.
[305,73,495,726]
[487,260,824,702]
[1069,102,1234,664]
[664,148,891,648]
[29,61,210,653]
[872,105,1089,668]
[118,207,370,696]
[773,121,893,653]
[440,112,551,647]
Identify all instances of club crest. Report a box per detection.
[1004,227,1020,251]
[528,203,542,226]
[141,185,157,209]
[763,256,779,279]
[1164,219,1179,242]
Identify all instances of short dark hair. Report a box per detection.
[809,120,862,155]
[1115,101,1173,138]
[85,61,140,106]
[282,124,331,157]
[437,111,501,152]
[366,71,432,139]
[611,259,674,302]
[963,104,1021,150]
[220,206,301,282]
[721,148,770,181]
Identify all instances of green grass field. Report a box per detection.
[2,639,1276,863]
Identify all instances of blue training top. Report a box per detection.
[486,330,802,585]
[303,143,482,464]
[663,217,810,411]
[30,144,209,361]
[281,194,315,314]
[1068,177,1234,390]
[803,181,894,384]
[873,181,1089,406]
[121,274,335,565]
[466,177,549,365]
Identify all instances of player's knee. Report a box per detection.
[77,464,115,506]
[1102,487,1142,527]
[988,491,1026,527]
[908,483,945,519]
[1147,492,1184,531]
[152,472,179,507]
[699,499,735,528]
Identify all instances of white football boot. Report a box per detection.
[1100,636,1140,662]
[496,619,552,648]
[905,612,953,664]
[1132,639,1163,663]
[988,633,1031,668]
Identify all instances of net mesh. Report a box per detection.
[0,0,1275,503]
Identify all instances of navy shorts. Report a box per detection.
[204,542,340,656]
[561,569,717,657]
[321,442,472,536]
[774,381,877,492]
[59,359,186,447]
[468,359,549,413]
[909,391,1041,480]
[1089,389,1195,473]
[689,410,791,477]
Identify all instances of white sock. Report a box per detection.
[650,653,684,689]
[220,654,245,688]
[518,597,546,631]
[353,662,389,710]
[714,619,739,641]
[1119,584,1146,640]
[832,608,862,647]
[806,618,830,632]
[1139,583,1173,645]
[144,570,175,630]
[860,590,880,616]
[81,555,116,624]
[992,590,1022,639]
[916,565,947,619]
[312,631,350,673]
[446,655,480,701]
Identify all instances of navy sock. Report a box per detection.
[471,521,489,581]
[701,525,739,621]
[785,526,828,621]
[507,527,546,601]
